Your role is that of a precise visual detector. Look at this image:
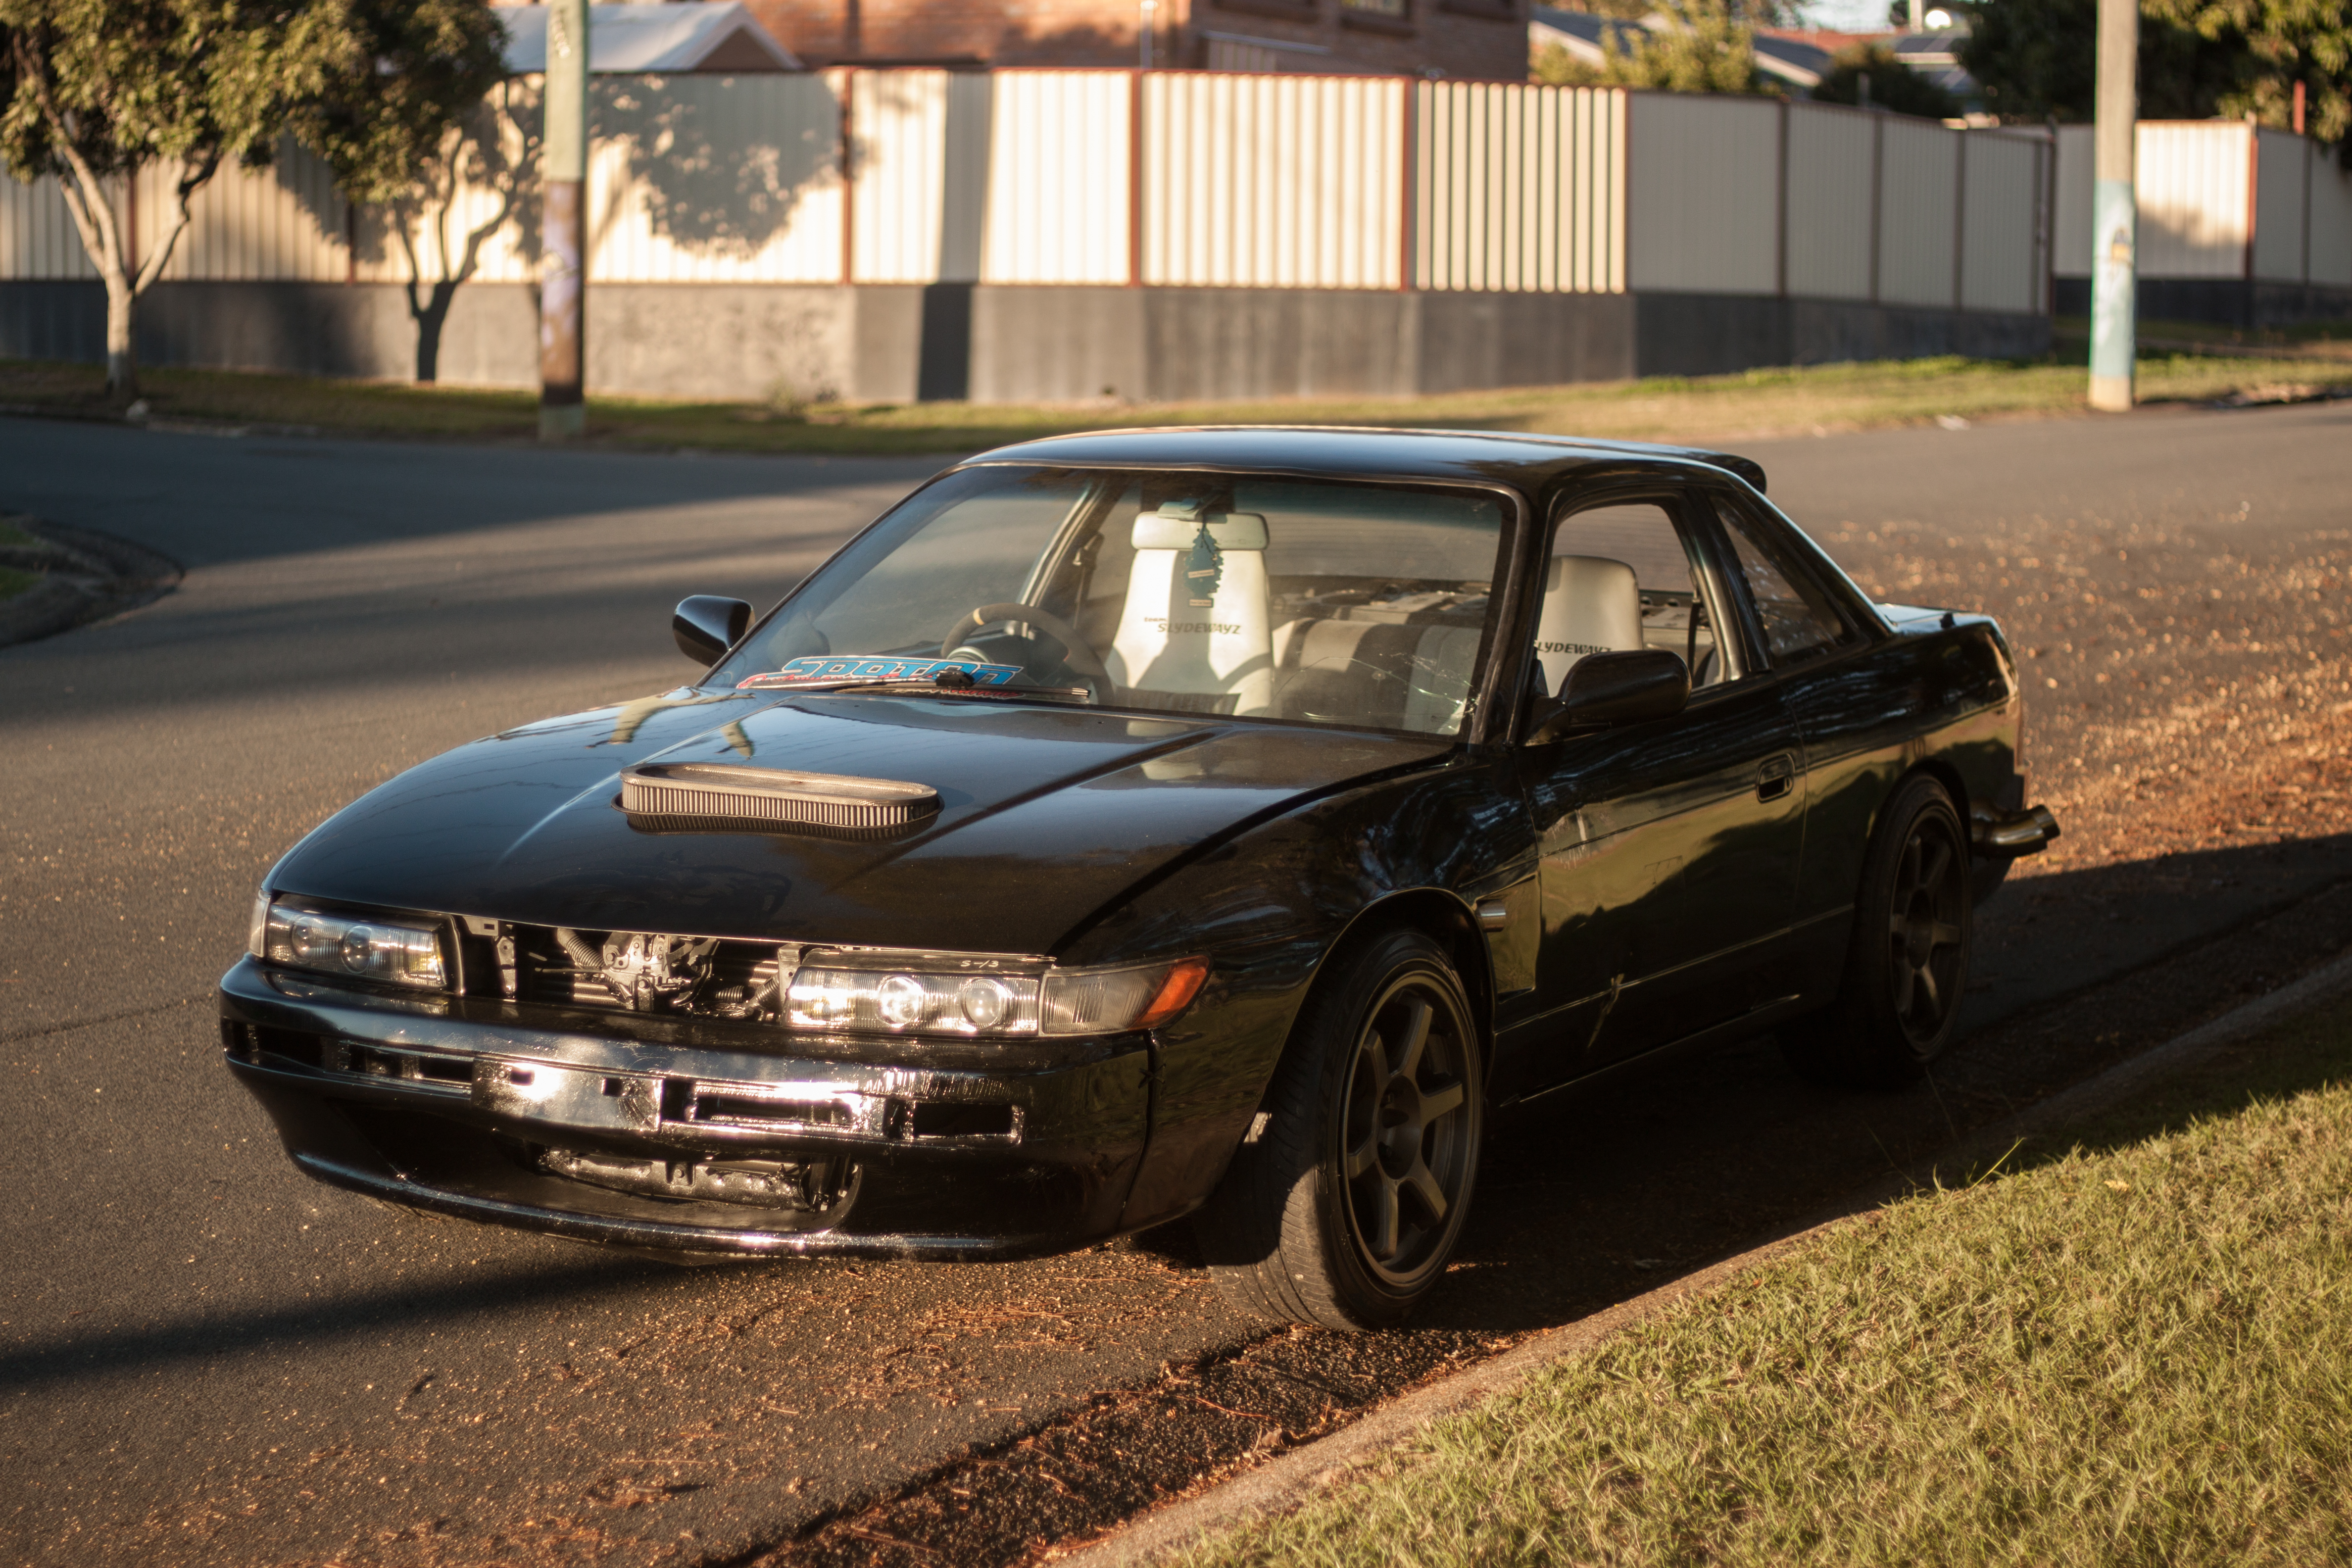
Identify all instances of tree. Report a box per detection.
[1811,42,1968,116]
[358,80,540,384]
[292,0,510,383]
[1532,0,1780,93]
[1959,0,2350,143]
[0,0,502,401]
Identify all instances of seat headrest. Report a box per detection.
[1131,511,1269,551]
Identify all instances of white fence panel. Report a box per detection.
[1414,82,1623,294]
[1961,131,2044,314]
[1877,117,1958,307]
[155,143,348,282]
[2138,121,2248,277]
[852,68,951,284]
[2312,154,2352,287]
[0,176,99,280]
[2251,129,2307,281]
[1624,92,1777,295]
[982,70,1130,285]
[591,74,843,283]
[1784,102,1874,301]
[1143,71,1403,290]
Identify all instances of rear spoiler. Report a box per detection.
[1692,451,1768,493]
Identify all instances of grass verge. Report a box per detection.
[1176,1005,2352,1568]
[0,517,42,602]
[6,348,2348,458]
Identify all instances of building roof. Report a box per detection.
[1532,7,1972,97]
[1532,5,1829,91]
[494,3,803,74]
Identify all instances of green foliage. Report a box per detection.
[0,0,502,394]
[1811,42,1967,116]
[1960,0,2352,142]
[284,0,506,206]
[1531,0,1779,94]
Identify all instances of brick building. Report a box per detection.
[744,0,1530,80]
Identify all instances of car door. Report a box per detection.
[1705,486,1895,997]
[1510,488,1811,1094]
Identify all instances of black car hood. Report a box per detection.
[270,689,1448,955]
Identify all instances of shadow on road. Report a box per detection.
[763,831,2352,1567]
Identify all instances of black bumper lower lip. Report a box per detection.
[217,959,1154,1259]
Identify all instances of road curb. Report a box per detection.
[1055,946,2352,1567]
[0,515,182,649]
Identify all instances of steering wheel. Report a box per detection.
[940,602,1112,689]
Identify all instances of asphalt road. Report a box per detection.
[3,401,2347,1567]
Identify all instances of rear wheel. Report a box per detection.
[1782,776,1972,1088]
[1193,928,1484,1329]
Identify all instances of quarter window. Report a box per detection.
[1714,503,1852,667]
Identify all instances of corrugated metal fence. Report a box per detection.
[1,69,2060,314]
[2054,120,2352,286]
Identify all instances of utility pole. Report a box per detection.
[540,0,589,441]
[2088,0,2136,412]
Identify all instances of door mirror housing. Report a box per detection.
[1522,649,1690,745]
[674,595,753,667]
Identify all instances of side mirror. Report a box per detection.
[1523,649,1690,745]
[673,595,753,667]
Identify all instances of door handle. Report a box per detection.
[1756,754,1795,803]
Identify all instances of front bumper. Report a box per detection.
[218,958,1154,1259]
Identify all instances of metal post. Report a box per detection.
[539,0,589,442]
[2088,0,2136,412]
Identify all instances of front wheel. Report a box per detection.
[1193,928,1485,1329]
[1781,775,1972,1089]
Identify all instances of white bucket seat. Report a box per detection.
[1106,508,1274,714]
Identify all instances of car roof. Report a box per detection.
[958,425,1769,495]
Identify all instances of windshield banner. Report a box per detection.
[737,655,1025,690]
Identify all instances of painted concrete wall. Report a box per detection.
[0,278,2046,402]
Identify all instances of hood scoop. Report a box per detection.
[620,761,939,838]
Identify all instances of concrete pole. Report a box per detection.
[539,0,589,441]
[2088,0,2137,412]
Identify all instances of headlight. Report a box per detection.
[256,900,447,989]
[787,953,1207,1037]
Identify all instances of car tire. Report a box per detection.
[1192,927,1484,1330]
[1782,775,1973,1089]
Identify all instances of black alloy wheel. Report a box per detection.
[1886,808,1967,1048]
[1194,927,1484,1329]
[1782,775,1973,1089]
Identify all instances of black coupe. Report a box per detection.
[220,428,2057,1328]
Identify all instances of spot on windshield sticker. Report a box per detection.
[737,655,1025,690]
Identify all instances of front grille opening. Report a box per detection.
[539,1147,855,1212]
[340,1042,473,1092]
[910,1102,1017,1140]
[224,1023,327,1070]
[688,1091,853,1130]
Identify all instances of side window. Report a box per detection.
[1714,501,1854,668]
[1538,501,1728,695]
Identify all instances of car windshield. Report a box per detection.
[711,466,1513,738]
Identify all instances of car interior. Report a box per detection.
[1025,479,1507,735]
[1534,502,1728,697]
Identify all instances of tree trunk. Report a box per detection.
[104,271,139,402]
[412,280,460,383]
